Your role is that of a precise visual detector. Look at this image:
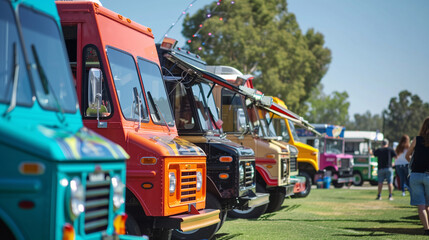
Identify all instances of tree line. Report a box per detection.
[181,0,428,142]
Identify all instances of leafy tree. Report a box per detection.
[305,84,350,125]
[346,111,383,131]
[383,90,429,142]
[181,0,331,115]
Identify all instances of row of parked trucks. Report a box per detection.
[1,1,374,239]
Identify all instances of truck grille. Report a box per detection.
[281,158,289,179]
[84,173,110,234]
[340,158,352,169]
[180,171,197,203]
[290,157,298,172]
[242,161,255,188]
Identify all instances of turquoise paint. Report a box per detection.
[0,0,136,239]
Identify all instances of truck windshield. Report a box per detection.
[191,83,219,132]
[345,141,369,155]
[220,88,251,133]
[325,138,344,154]
[19,6,77,113]
[288,120,300,142]
[0,1,32,106]
[261,111,277,138]
[107,47,148,122]
[138,58,174,126]
[273,118,290,141]
[201,83,221,130]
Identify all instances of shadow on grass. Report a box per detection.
[340,227,424,236]
[255,217,417,224]
[213,233,243,240]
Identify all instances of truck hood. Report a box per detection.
[128,132,206,157]
[0,123,128,161]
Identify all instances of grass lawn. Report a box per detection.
[214,185,425,240]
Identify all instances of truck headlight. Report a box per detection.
[111,175,125,210]
[250,165,255,179]
[196,171,203,191]
[283,162,287,172]
[70,177,85,219]
[169,172,176,194]
[239,165,244,182]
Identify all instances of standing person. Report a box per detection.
[406,117,429,235]
[374,139,397,200]
[395,135,411,196]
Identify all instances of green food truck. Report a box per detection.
[344,131,384,186]
[0,0,137,239]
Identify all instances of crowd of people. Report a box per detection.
[374,117,429,235]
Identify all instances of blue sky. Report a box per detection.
[102,0,429,117]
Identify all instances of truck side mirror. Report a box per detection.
[88,68,102,107]
[87,68,106,128]
[236,108,247,133]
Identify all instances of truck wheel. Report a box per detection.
[352,171,363,186]
[294,172,312,198]
[171,192,222,240]
[265,190,285,213]
[333,182,344,188]
[227,183,268,219]
[125,213,142,236]
[369,180,378,186]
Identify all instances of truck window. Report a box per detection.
[107,47,148,121]
[83,46,112,118]
[19,6,77,113]
[173,82,196,130]
[192,84,211,131]
[273,119,290,142]
[221,88,251,133]
[0,1,32,106]
[262,112,277,137]
[138,58,174,126]
[325,138,343,154]
[200,83,221,127]
[288,120,300,142]
[62,25,77,78]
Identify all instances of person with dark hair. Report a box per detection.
[374,138,397,200]
[406,117,429,235]
[395,135,411,196]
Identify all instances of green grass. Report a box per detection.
[214,187,425,239]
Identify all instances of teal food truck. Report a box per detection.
[344,131,384,186]
[0,0,135,239]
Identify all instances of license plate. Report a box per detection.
[89,172,105,182]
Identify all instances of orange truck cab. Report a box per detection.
[208,66,295,215]
[56,1,219,238]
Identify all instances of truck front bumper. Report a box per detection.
[239,192,270,209]
[290,176,306,194]
[154,209,220,232]
[285,184,295,197]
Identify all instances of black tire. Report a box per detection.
[369,180,378,186]
[227,183,268,219]
[125,213,142,236]
[333,182,344,188]
[265,190,286,213]
[171,192,222,240]
[352,171,364,186]
[294,171,312,198]
[217,210,228,232]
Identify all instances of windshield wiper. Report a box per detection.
[4,43,20,116]
[147,91,170,132]
[31,45,65,123]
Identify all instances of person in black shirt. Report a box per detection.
[374,139,397,200]
[406,117,429,235]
